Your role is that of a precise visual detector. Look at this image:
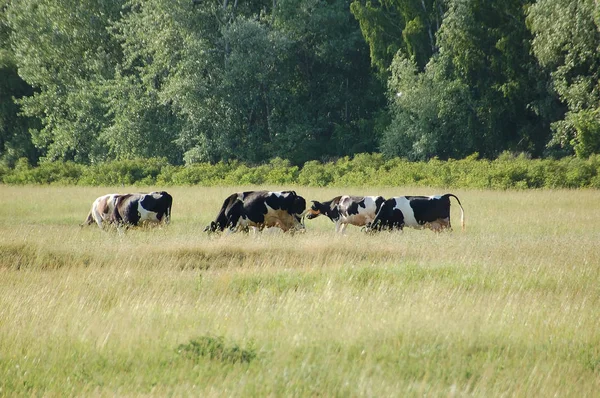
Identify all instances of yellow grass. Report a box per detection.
[0,185,599,396]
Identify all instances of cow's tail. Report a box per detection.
[81,210,94,227]
[444,194,465,231]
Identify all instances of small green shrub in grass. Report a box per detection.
[177,336,257,364]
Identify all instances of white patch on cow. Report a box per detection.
[336,195,381,234]
[137,202,160,223]
[90,193,119,228]
[393,197,422,228]
[429,195,442,200]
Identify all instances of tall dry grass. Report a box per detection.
[0,186,599,396]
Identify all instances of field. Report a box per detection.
[0,186,599,396]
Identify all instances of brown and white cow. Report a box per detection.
[306,195,386,234]
[81,193,121,229]
[111,191,173,228]
[366,194,465,232]
[205,190,306,233]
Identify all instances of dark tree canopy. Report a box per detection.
[1,0,599,166]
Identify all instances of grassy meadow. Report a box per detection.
[0,185,599,396]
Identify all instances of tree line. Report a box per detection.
[1,0,599,167]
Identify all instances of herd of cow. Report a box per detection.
[82,190,465,234]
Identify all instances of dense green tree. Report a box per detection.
[167,0,384,164]
[381,55,475,159]
[0,0,38,165]
[105,0,193,163]
[99,0,383,165]
[528,0,600,157]
[382,0,554,160]
[6,0,125,163]
[4,0,599,166]
[350,0,446,74]
[268,0,385,163]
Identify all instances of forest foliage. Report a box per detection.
[1,0,600,167]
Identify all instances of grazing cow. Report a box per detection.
[205,190,306,233]
[111,191,173,227]
[306,195,386,234]
[366,194,465,232]
[81,193,121,229]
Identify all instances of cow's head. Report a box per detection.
[306,200,339,221]
[306,200,322,219]
[292,195,306,215]
[204,222,214,233]
[205,220,227,234]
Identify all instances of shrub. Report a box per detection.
[177,335,256,364]
[79,158,168,186]
[169,161,236,186]
[2,154,600,189]
[3,159,84,184]
[298,160,332,186]
[264,158,299,185]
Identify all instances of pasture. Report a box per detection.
[0,186,599,396]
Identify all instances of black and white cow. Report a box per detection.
[366,194,464,232]
[306,195,386,234]
[111,191,173,227]
[205,190,306,233]
[81,193,121,229]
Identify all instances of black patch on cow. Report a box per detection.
[346,199,363,216]
[370,198,405,231]
[374,196,386,214]
[140,191,172,222]
[292,195,306,215]
[407,195,451,225]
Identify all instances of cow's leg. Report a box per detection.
[91,207,104,229]
[390,209,405,232]
[165,206,171,225]
[335,221,349,234]
[339,223,348,235]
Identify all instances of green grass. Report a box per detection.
[0,186,599,396]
